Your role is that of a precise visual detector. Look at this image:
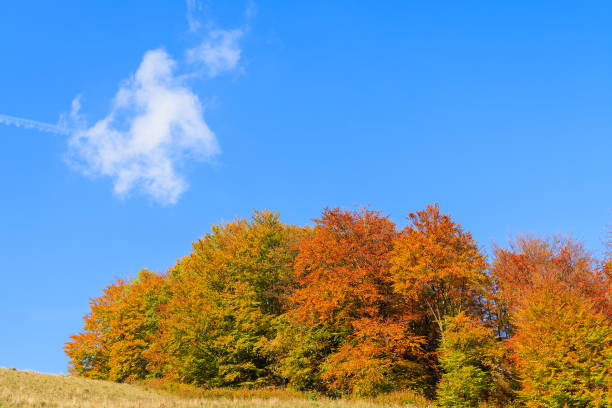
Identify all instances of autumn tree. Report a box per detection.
[65,205,612,404]
[273,207,426,396]
[319,317,427,396]
[599,232,612,315]
[510,281,611,407]
[65,279,126,379]
[65,269,167,381]
[491,235,609,338]
[156,210,306,386]
[390,204,488,337]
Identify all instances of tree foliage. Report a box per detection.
[155,210,305,386]
[390,204,489,334]
[510,282,611,407]
[65,205,612,406]
[491,235,609,337]
[65,270,167,381]
[273,208,426,396]
[436,312,514,408]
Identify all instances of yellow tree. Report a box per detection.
[510,281,611,407]
[157,210,306,386]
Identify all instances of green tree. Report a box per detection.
[436,312,503,408]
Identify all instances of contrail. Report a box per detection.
[0,113,74,135]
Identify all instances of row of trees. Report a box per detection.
[65,205,611,407]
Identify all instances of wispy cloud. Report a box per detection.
[185,0,201,32]
[187,29,243,77]
[0,114,73,135]
[68,49,220,205]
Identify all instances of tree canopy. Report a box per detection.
[66,205,611,407]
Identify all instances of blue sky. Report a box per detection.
[1,1,612,374]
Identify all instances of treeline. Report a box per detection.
[65,205,611,407]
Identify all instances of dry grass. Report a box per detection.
[0,368,432,408]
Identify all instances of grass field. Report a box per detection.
[0,368,432,408]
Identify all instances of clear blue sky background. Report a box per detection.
[1,1,611,374]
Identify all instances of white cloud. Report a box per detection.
[68,49,220,205]
[186,0,201,32]
[1,3,248,205]
[187,29,243,77]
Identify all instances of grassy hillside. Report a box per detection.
[0,368,429,408]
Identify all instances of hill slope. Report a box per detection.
[0,368,423,408]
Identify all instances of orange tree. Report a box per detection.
[491,235,609,339]
[65,279,126,379]
[390,204,488,347]
[65,269,168,381]
[272,207,426,396]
